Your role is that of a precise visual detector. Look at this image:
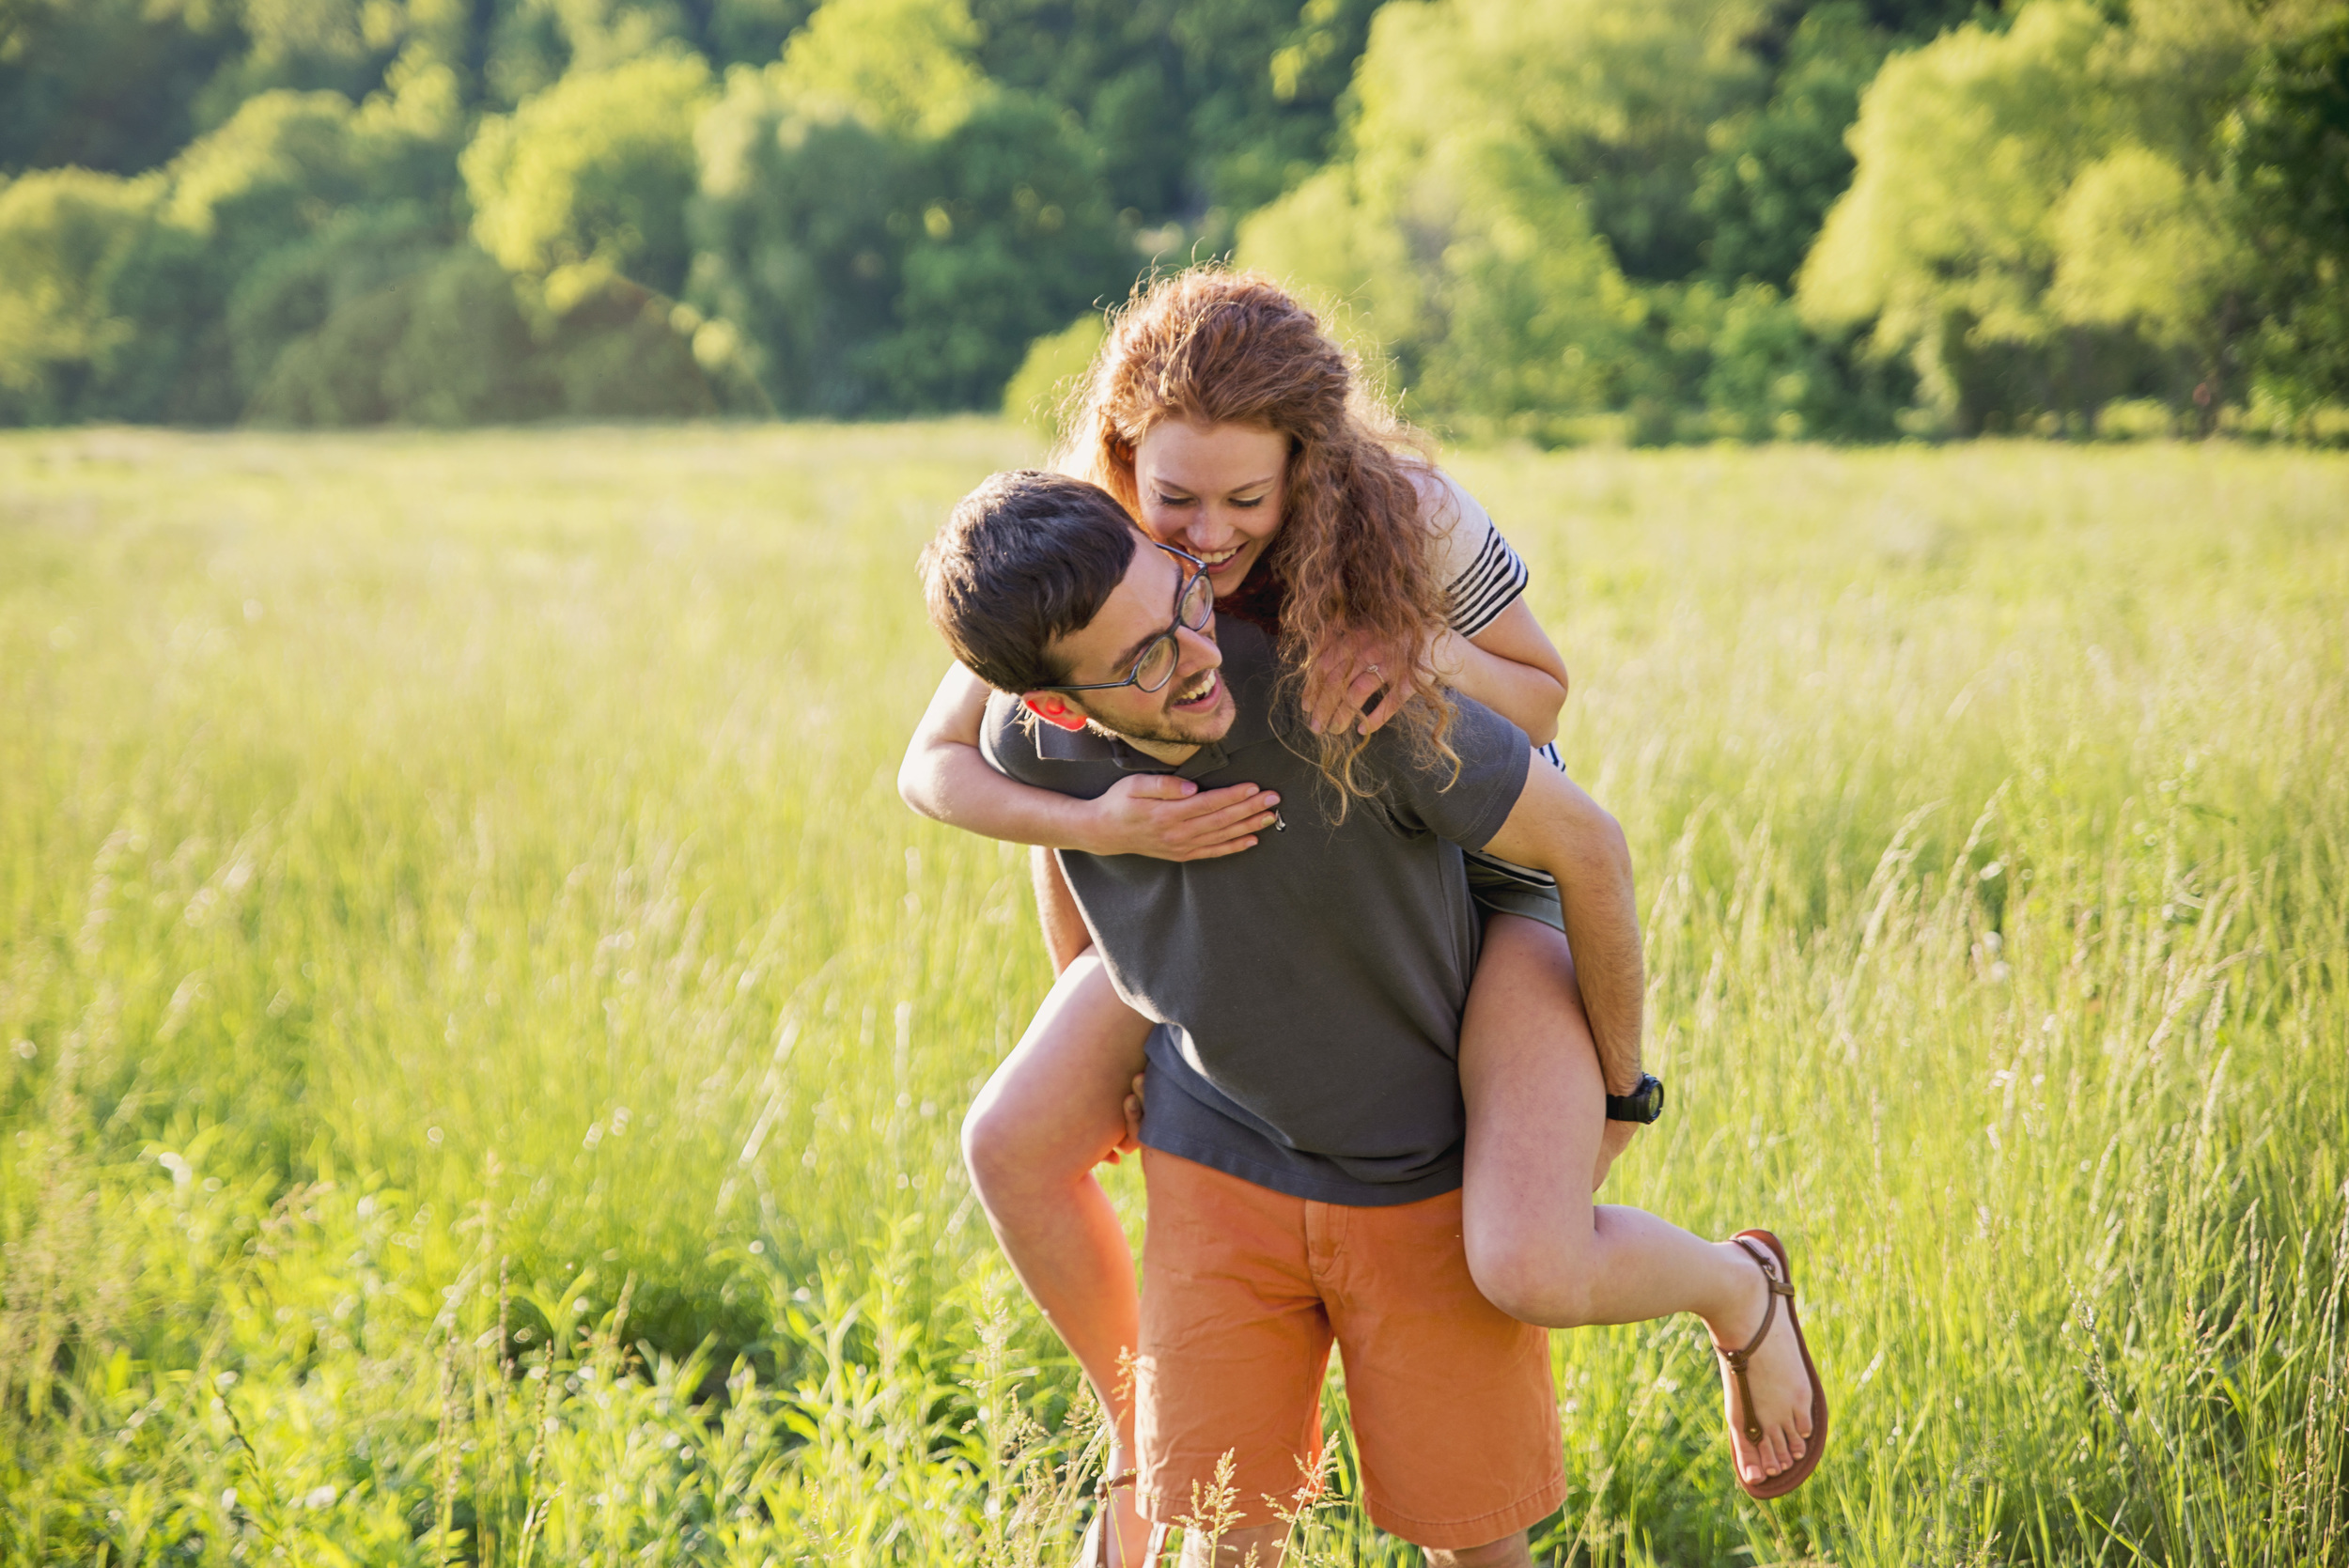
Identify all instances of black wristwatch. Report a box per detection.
[1605,1073,1665,1124]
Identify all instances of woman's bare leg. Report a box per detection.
[1458,914,1817,1488]
[963,952,1154,1560]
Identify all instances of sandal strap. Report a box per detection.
[1715,1235,1796,1443]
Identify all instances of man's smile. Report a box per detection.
[1169,668,1221,710]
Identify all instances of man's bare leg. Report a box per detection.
[962,954,1156,1561]
[1459,915,1818,1487]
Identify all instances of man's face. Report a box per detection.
[1022,537,1237,750]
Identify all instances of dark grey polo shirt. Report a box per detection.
[981,618,1531,1205]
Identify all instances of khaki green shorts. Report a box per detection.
[1465,851,1565,933]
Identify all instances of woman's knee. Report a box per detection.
[1465,1220,1597,1328]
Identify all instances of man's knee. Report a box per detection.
[959,1095,1026,1199]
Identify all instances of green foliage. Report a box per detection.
[462,49,716,297]
[2,428,2346,1561]
[1693,4,1891,292]
[774,0,986,134]
[688,82,918,414]
[879,96,1128,411]
[0,169,163,424]
[6,0,2345,437]
[970,0,1384,222]
[2225,13,2349,418]
[1003,311,1106,432]
[1303,0,1774,287]
[690,21,1127,417]
[1675,279,1906,441]
[248,249,722,425]
[225,202,450,397]
[0,0,241,176]
[1798,0,2333,433]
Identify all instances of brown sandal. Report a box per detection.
[1713,1229,1829,1500]
[1080,1469,1169,1566]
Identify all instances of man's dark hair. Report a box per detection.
[919,470,1139,692]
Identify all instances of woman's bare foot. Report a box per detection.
[1704,1238,1815,1487]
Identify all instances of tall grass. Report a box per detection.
[1,427,2341,1565]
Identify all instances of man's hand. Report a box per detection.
[1302,629,1423,737]
[1102,1071,1145,1165]
[1594,1119,1639,1189]
[1075,773,1280,860]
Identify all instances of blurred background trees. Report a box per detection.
[0,0,2342,438]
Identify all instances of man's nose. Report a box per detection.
[1173,623,1220,665]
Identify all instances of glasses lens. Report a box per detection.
[1178,569,1213,629]
[1135,634,1178,692]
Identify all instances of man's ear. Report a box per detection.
[1021,692,1089,733]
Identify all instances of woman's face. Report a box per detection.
[1131,419,1290,594]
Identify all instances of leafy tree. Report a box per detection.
[688,70,917,413]
[0,0,241,176]
[1798,0,2290,430]
[0,169,163,422]
[462,48,715,297]
[2225,13,2349,416]
[225,200,449,396]
[1002,310,1105,430]
[772,0,986,134]
[1241,0,1793,437]
[968,0,1382,222]
[1694,3,1891,291]
[689,0,1128,414]
[875,92,1127,408]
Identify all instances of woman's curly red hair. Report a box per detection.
[1055,267,1458,805]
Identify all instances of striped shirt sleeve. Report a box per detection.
[1421,471,1530,638]
[1446,522,1531,637]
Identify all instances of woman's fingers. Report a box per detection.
[1184,790,1279,837]
[1357,674,1414,736]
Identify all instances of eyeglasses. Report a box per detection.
[1035,543,1214,694]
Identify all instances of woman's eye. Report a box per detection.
[1231,495,1266,508]
[1155,493,1193,508]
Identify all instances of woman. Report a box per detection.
[900,270,1825,1560]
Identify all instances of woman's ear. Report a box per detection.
[1020,693,1089,733]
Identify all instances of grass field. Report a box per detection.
[1,425,2344,1567]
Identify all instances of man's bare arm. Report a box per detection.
[1477,758,1643,1094]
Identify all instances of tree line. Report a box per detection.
[1,0,2342,439]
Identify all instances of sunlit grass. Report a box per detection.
[1,427,2342,1565]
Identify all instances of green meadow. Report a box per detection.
[1,426,2343,1566]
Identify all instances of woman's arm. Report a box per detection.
[896,663,1282,860]
[1433,598,1569,748]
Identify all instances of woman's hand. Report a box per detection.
[1302,629,1424,737]
[1075,773,1282,860]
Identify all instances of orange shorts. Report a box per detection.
[1135,1150,1565,1550]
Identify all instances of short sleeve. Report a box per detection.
[1418,469,1530,637]
[1367,691,1529,853]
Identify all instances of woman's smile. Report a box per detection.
[1133,420,1291,593]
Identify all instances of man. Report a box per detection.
[918,471,1824,1565]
